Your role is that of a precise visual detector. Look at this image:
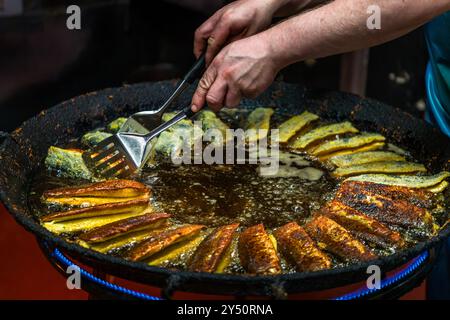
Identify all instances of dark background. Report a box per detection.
[0,0,429,132]
[0,0,432,300]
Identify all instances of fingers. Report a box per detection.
[206,78,228,112]
[191,68,230,113]
[194,25,211,59]
[205,22,231,65]
[193,12,222,58]
[191,66,217,112]
[224,86,241,108]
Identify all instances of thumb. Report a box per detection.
[191,66,217,112]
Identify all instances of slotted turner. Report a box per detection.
[83,106,196,178]
[119,54,205,134]
[83,55,205,178]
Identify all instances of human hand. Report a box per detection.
[193,0,282,65]
[191,35,281,112]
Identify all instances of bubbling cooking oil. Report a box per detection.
[141,159,336,228]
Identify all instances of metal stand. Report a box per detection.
[38,239,435,300]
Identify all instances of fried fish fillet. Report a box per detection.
[345,172,450,188]
[309,133,385,157]
[320,200,405,249]
[274,222,332,271]
[427,181,449,193]
[126,224,205,261]
[45,146,93,180]
[44,209,150,234]
[335,182,436,235]
[81,131,112,148]
[278,111,319,143]
[238,224,281,275]
[107,117,127,133]
[41,198,149,223]
[245,107,274,143]
[188,223,239,273]
[318,142,385,161]
[290,121,359,150]
[80,228,161,253]
[329,151,406,168]
[333,161,426,177]
[339,181,433,208]
[42,179,151,206]
[197,110,230,139]
[162,112,195,128]
[148,233,206,267]
[152,113,203,161]
[305,215,377,262]
[78,212,170,243]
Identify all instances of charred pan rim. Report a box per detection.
[1,81,449,296]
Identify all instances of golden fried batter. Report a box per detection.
[335,182,436,236]
[305,215,377,262]
[126,225,205,261]
[320,200,405,249]
[42,179,151,206]
[79,213,170,243]
[41,198,149,223]
[188,223,239,273]
[339,181,432,208]
[238,224,281,275]
[274,222,332,271]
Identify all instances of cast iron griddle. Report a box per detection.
[1,81,449,296]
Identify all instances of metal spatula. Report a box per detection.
[83,55,205,178]
[83,106,196,178]
[119,54,205,134]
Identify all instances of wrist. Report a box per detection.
[256,26,298,71]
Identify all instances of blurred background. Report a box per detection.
[0,0,428,131]
[0,0,431,299]
[0,0,427,131]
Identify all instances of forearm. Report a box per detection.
[260,0,450,68]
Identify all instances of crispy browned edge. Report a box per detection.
[340,181,433,208]
[305,215,377,262]
[238,224,281,275]
[335,181,435,233]
[43,179,150,198]
[274,222,332,272]
[188,223,239,273]
[126,224,205,261]
[79,212,171,242]
[41,198,149,222]
[320,200,405,249]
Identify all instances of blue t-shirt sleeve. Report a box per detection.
[425,12,450,136]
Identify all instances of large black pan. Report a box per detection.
[1,81,449,297]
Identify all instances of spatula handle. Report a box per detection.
[156,54,206,115]
[144,106,196,140]
[184,53,206,84]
